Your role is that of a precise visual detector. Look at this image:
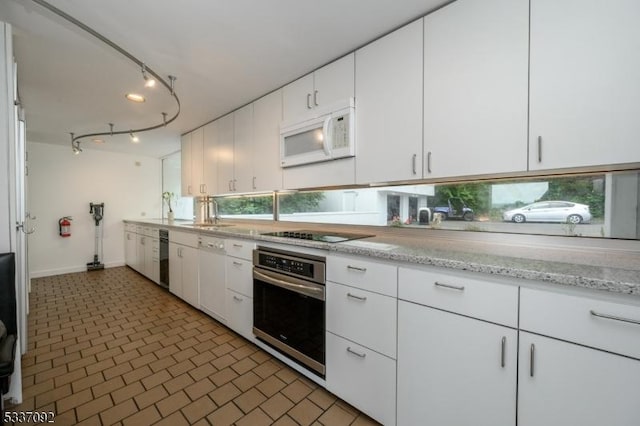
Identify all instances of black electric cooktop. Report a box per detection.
[261,230,375,243]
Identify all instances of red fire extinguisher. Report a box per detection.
[59,216,72,237]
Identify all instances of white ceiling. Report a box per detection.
[1,0,449,158]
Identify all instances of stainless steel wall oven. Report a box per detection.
[253,246,326,378]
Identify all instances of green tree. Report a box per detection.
[279,192,325,214]
[433,183,492,215]
[537,176,605,218]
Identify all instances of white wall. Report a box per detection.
[27,142,162,277]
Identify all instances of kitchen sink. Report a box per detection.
[180,223,234,228]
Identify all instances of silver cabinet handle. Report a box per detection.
[347,292,367,302]
[233,179,237,191]
[206,243,215,248]
[346,347,366,358]
[233,261,243,266]
[141,237,145,245]
[427,151,432,173]
[537,136,542,163]
[501,336,506,368]
[233,243,243,248]
[530,343,535,377]
[347,265,367,272]
[233,295,243,302]
[412,153,417,175]
[314,90,319,106]
[202,184,207,193]
[306,93,312,109]
[434,282,465,291]
[590,310,640,326]
[228,180,232,191]
[188,185,192,195]
[252,176,257,190]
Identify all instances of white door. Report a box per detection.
[216,113,235,193]
[252,90,283,191]
[529,0,640,170]
[423,0,528,178]
[199,249,226,322]
[397,301,517,426]
[180,133,192,196]
[190,127,205,195]
[169,242,182,298]
[518,332,640,426]
[181,245,199,308]
[233,104,253,193]
[313,53,354,110]
[355,19,424,184]
[202,120,218,195]
[283,73,314,122]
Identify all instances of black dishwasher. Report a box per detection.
[159,229,169,290]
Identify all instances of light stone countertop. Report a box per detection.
[125,218,640,297]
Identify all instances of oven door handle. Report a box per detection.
[254,269,325,300]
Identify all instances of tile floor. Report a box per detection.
[8,266,379,425]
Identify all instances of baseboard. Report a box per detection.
[30,260,125,278]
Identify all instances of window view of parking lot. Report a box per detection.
[274,170,640,240]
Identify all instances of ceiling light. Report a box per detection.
[142,64,156,88]
[130,132,140,143]
[92,138,105,144]
[126,93,145,103]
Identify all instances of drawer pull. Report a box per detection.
[530,343,535,377]
[501,336,506,368]
[233,295,243,302]
[434,282,465,292]
[347,265,367,272]
[590,310,640,326]
[233,261,243,266]
[346,346,366,358]
[233,243,243,248]
[347,292,367,302]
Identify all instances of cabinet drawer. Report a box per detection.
[225,239,255,261]
[135,225,144,234]
[520,287,640,359]
[226,257,253,297]
[326,282,397,359]
[125,223,137,232]
[327,255,397,297]
[170,230,198,248]
[225,289,254,342]
[399,267,518,328]
[326,332,396,426]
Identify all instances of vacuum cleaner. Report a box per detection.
[87,202,105,271]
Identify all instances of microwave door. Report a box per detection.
[281,119,331,167]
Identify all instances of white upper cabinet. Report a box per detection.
[355,19,424,184]
[529,0,640,171]
[252,90,283,191]
[191,126,205,195]
[202,120,218,195]
[233,103,254,193]
[283,53,354,122]
[180,133,192,196]
[423,0,528,178]
[216,113,235,194]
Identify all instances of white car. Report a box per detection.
[503,201,592,224]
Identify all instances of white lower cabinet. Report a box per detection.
[326,332,396,426]
[169,231,199,307]
[518,332,640,426]
[198,240,226,323]
[225,289,253,341]
[124,230,137,269]
[397,301,517,426]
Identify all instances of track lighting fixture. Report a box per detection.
[142,64,156,88]
[31,0,181,154]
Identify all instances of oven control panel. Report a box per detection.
[254,247,326,284]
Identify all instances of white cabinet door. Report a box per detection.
[199,249,226,322]
[180,133,192,196]
[529,0,640,170]
[135,234,146,274]
[423,0,528,178]
[225,289,254,341]
[397,301,517,426]
[252,90,282,191]
[283,73,314,122]
[216,113,235,194]
[356,19,424,184]
[233,104,254,193]
[283,54,354,122]
[124,231,136,268]
[313,53,354,110]
[202,121,218,195]
[518,332,640,426]
[191,126,205,195]
[181,245,199,308]
[169,242,182,298]
[326,332,396,426]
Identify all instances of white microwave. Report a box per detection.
[280,98,355,168]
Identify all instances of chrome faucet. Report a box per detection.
[213,199,220,225]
